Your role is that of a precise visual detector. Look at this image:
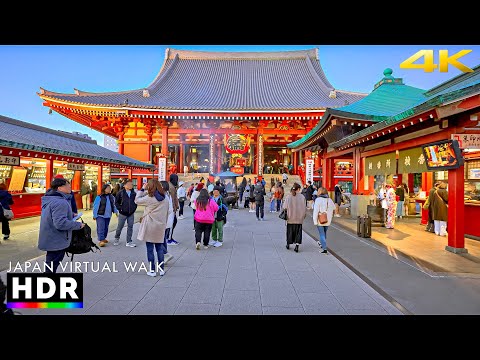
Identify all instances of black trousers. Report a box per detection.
[256,202,264,219]
[170,214,178,239]
[195,222,212,246]
[1,216,10,236]
[45,249,66,273]
[179,201,185,216]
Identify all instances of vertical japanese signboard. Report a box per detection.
[305,158,314,184]
[158,156,167,181]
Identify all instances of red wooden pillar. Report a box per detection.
[254,133,258,175]
[137,176,143,190]
[352,148,361,195]
[118,134,124,155]
[421,172,433,194]
[292,151,298,175]
[127,169,132,180]
[314,153,321,179]
[161,127,168,156]
[358,156,365,195]
[322,153,333,191]
[446,165,467,253]
[45,160,53,189]
[179,143,184,172]
[72,170,81,191]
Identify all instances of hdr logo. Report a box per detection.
[6,273,83,309]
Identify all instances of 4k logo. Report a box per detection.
[400,50,473,73]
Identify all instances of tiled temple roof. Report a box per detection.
[0,115,154,168]
[39,48,366,111]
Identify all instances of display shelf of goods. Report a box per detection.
[29,166,46,179]
[0,165,12,180]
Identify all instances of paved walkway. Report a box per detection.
[1,204,401,315]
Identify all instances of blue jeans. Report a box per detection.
[45,249,66,273]
[115,213,134,243]
[317,225,328,249]
[276,199,282,212]
[270,199,276,212]
[96,216,111,241]
[396,201,404,217]
[146,241,167,271]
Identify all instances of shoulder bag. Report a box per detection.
[317,199,328,224]
[435,190,448,208]
[279,208,287,220]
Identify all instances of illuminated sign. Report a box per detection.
[224,134,251,154]
[422,140,464,171]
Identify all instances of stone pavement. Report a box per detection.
[0,203,402,315]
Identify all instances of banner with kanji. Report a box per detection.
[398,147,429,174]
[364,152,397,176]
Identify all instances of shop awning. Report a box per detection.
[365,152,397,176]
[398,147,429,174]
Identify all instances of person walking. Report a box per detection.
[160,181,175,264]
[53,174,77,216]
[190,183,203,230]
[80,180,91,211]
[305,181,314,209]
[194,188,219,250]
[167,173,180,245]
[90,181,98,209]
[114,179,137,247]
[275,182,284,212]
[334,183,343,217]
[403,182,410,216]
[384,182,397,229]
[395,183,405,220]
[254,179,266,221]
[210,185,227,247]
[177,181,187,219]
[312,187,335,254]
[93,184,118,247]
[283,183,306,252]
[425,182,440,233]
[243,179,251,209]
[430,182,448,236]
[269,183,277,213]
[0,183,14,240]
[248,180,256,213]
[282,172,288,185]
[239,177,247,203]
[134,179,168,277]
[38,178,84,273]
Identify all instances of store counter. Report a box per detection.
[465,202,480,239]
[9,190,81,219]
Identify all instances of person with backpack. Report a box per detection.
[254,180,266,221]
[0,183,14,240]
[194,188,219,250]
[210,185,227,247]
[313,187,335,254]
[248,180,256,213]
[114,179,137,247]
[135,179,168,277]
[38,178,84,273]
[92,184,118,247]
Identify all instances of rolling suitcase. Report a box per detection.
[357,215,372,238]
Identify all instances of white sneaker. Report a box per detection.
[113,238,120,246]
[178,215,185,220]
[334,214,341,218]
[203,245,209,249]
[164,253,174,264]
[158,267,165,276]
[208,240,216,245]
[196,242,201,250]
[147,271,156,277]
[126,242,137,247]
[214,241,223,247]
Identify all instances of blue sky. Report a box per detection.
[1,45,479,145]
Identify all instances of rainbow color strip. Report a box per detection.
[7,302,83,309]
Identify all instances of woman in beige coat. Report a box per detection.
[313,187,335,254]
[282,182,307,253]
[135,179,169,277]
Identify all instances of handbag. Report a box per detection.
[2,205,14,220]
[317,199,329,224]
[178,196,187,202]
[279,208,287,220]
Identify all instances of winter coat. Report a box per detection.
[313,195,335,226]
[115,188,137,216]
[0,190,14,210]
[177,186,186,200]
[282,192,307,225]
[165,193,174,229]
[194,198,219,224]
[80,183,91,196]
[190,190,200,210]
[430,187,448,221]
[168,181,179,212]
[134,189,169,243]
[334,185,343,205]
[38,190,83,251]
[254,183,266,204]
[395,187,405,202]
[305,185,314,201]
[93,194,117,218]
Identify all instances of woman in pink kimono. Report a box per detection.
[385,183,397,229]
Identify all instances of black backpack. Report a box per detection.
[66,220,100,261]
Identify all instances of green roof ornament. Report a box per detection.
[374,68,403,89]
[383,68,393,78]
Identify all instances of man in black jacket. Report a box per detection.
[114,179,137,247]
